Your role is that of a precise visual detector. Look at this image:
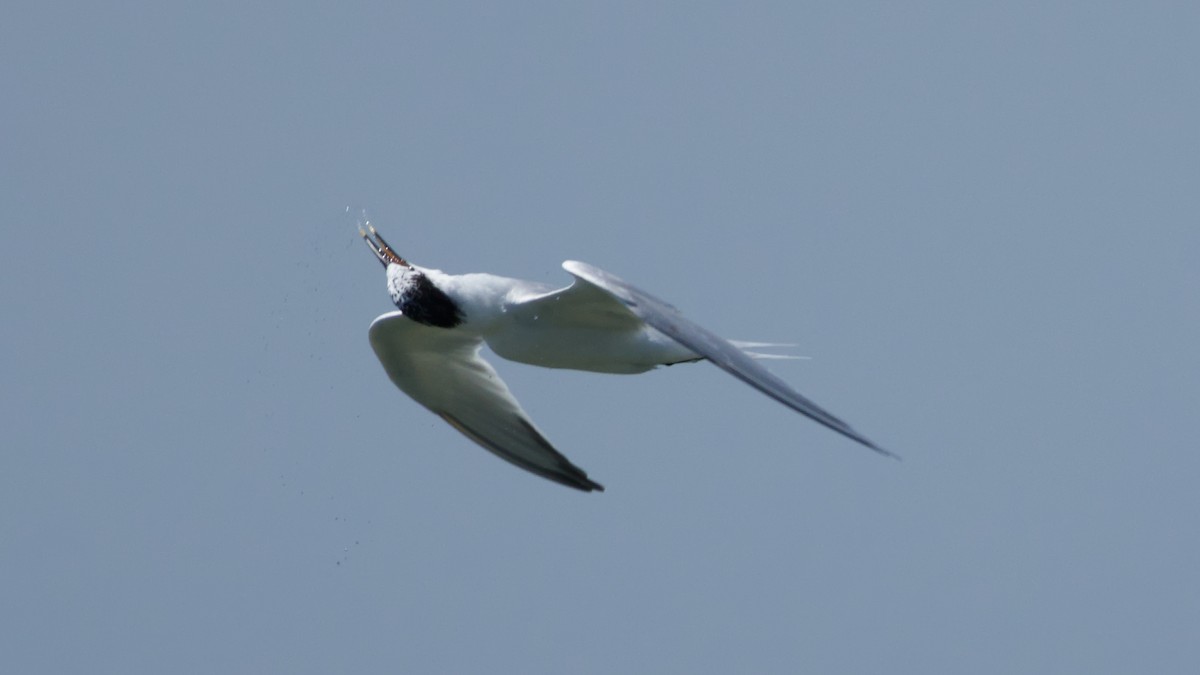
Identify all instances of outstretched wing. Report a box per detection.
[561,261,898,459]
[506,273,644,330]
[368,311,604,491]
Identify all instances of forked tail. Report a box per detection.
[729,340,810,361]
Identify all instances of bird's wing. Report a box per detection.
[561,261,898,459]
[368,311,604,491]
[506,274,643,330]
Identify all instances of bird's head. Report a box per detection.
[360,224,464,328]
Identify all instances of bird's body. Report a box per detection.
[391,265,698,374]
[361,226,894,492]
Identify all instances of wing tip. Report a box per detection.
[540,471,604,492]
[440,412,608,493]
[871,445,903,461]
[575,477,606,492]
[855,435,901,461]
[558,462,605,491]
[844,427,902,458]
[524,464,606,492]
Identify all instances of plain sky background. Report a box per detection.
[3,2,1198,673]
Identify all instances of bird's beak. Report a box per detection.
[359,224,409,268]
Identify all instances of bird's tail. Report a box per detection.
[728,340,810,361]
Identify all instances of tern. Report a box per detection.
[362,225,895,492]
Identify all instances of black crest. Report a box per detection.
[398,272,464,328]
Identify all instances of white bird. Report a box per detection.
[362,225,895,492]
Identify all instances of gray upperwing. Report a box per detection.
[561,261,898,459]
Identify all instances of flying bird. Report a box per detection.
[362,225,895,492]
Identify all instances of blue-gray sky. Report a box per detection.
[3,3,1198,673]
